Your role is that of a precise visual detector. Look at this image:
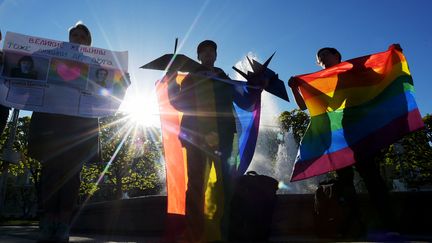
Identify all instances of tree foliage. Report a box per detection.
[277,110,432,189]
[80,113,163,201]
[278,109,310,144]
[423,113,432,143]
[378,114,432,187]
[1,115,40,218]
[2,112,164,218]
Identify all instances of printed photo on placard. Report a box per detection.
[48,58,89,90]
[88,67,127,99]
[1,51,49,80]
[88,66,113,93]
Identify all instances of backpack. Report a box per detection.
[228,171,279,241]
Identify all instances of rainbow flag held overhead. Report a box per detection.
[155,73,261,241]
[290,45,424,182]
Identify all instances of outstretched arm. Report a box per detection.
[288,77,307,110]
[289,76,344,111]
[0,31,2,66]
[0,51,3,66]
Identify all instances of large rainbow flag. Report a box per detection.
[156,73,261,241]
[290,45,424,182]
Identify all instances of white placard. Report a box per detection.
[0,32,129,118]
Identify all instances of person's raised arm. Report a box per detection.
[0,30,3,67]
[391,43,403,52]
[288,77,307,110]
[0,51,3,67]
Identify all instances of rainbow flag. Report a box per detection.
[156,73,261,241]
[290,45,424,182]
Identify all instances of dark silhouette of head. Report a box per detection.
[316,47,342,69]
[197,40,217,55]
[197,40,217,68]
[69,22,92,45]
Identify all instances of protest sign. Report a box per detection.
[0,32,129,118]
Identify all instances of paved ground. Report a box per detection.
[2,225,432,242]
[0,226,161,242]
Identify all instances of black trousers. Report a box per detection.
[40,149,84,217]
[336,157,395,230]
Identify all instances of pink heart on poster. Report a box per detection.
[56,63,81,81]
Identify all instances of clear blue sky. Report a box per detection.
[1,0,431,125]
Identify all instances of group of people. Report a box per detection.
[0,22,398,242]
[165,39,399,241]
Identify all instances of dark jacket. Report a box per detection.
[28,112,101,163]
[168,67,236,150]
[0,105,10,136]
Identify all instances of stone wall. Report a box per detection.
[72,192,432,237]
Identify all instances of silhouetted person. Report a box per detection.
[0,49,11,139]
[28,22,101,243]
[167,40,265,242]
[290,47,398,237]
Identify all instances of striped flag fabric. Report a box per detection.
[156,73,261,241]
[290,45,424,181]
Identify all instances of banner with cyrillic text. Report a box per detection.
[0,32,129,118]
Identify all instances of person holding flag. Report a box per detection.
[165,40,268,242]
[288,44,424,237]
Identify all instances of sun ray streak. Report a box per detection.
[71,124,134,225]
[159,0,210,80]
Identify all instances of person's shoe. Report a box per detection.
[343,218,366,240]
[37,217,57,242]
[53,222,70,242]
[367,230,403,242]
